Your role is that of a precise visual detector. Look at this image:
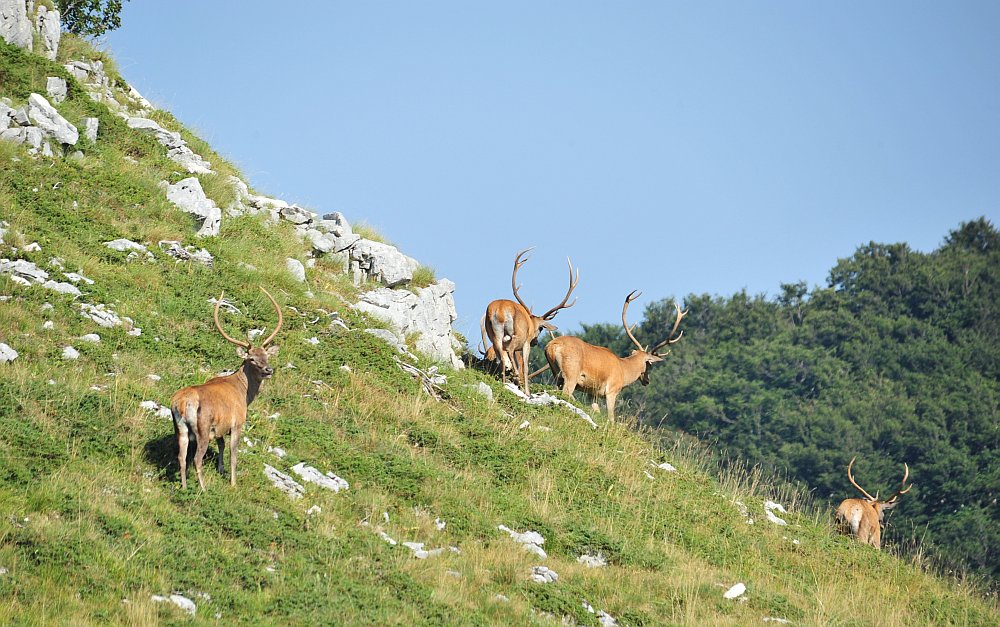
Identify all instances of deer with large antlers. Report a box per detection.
[834,457,912,549]
[543,290,686,422]
[484,248,579,394]
[170,287,283,490]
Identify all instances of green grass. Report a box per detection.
[0,37,997,625]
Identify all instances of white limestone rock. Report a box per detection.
[723,582,747,599]
[163,177,221,237]
[0,343,17,363]
[158,240,213,266]
[263,464,304,500]
[290,462,349,493]
[498,525,547,558]
[285,258,306,282]
[27,93,78,145]
[0,0,32,50]
[35,5,61,60]
[348,239,420,287]
[127,117,212,173]
[530,566,558,584]
[353,280,462,368]
[83,117,99,142]
[577,552,608,568]
[62,346,79,360]
[150,594,196,617]
[45,77,67,104]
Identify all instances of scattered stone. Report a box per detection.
[27,93,78,145]
[263,464,304,500]
[150,594,196,617]
[530,566,558,584]
[654,461,677,472]
[79,303,122,327]
[577,552,608,568]
[63,271,95,285]
[402,541,446,560]
[285,258,306,282]
[339,364,351,373]
[290,462,349,493]
[158,240,213,266]
[42,279,81,296]
[503,383,599,429]
[0,343,18,363]
[306,505,321,516]
[519,420,530,430]
[434,518,446,531]
[723,582,747,600]
[104,239,152,258]
[363,328,408,354]
[45,77,67,104]
[597,610,619,626]
[79,333,100,343]
[494,594,510,603]
[147,374,161,381]
[471,381,494,402]
[1,257,49,284]
[268,446,287,459]
[304,337,320,345]
[446,569,462,578]
[498,525,547,558]
[140,400,172,418]
[762,618,792,624]
[22,241,41,252]
[62,346,79,360]
[83,117,99,142]
[764,501,788,526]
[42,320,54,330]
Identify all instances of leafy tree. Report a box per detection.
[55,0,130,37]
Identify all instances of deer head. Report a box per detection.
[622,290,687,385]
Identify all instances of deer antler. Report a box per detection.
[214,291,251,349]
[884,463,913,504]
[540,257,579,320]
[622,290,646,351]
[846,457,878,502]
[650,303,688,355]
[511,248,533,310]
[258,286,284,347]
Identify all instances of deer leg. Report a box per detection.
[174,416,189,490]
[216,437,226,476]
[229,423,242,486]
[605,390,619,422]
[193,436,210,491]
[519,343,531,395]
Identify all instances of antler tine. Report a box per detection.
[622,290,646,352]
[886,463,913,503]
[511,247,534,310]
[541,256,580,320]
[214,291,251,349]
[258,286,284,347]
[651,302,689,355]
[846,457,878,502]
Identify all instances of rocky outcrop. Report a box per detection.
[128,117,213,174]
[162,177,221,237]
[1,93,78,156]
[35,4,59,60]
[354,280,462,368]
[0,0,32,51]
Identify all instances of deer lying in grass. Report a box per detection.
[544,290,686,421]
[484,248,579,394]
[835,457,912,549]
[170,287,283,490]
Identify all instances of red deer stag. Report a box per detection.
[544,290,686,422]
[170,287,283,490]
[484,248,579,394]
[834,457,912,549]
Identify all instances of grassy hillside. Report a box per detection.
[0,38,997,625]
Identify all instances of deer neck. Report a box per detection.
[238,362,266,406]
[621,352,651,385]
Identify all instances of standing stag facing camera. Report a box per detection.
[170,287,283,490]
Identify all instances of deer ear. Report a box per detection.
[265,345,280,357]
[236,347,249,359]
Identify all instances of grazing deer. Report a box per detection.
[484,248,578,394]
[835,457,912,549]
[170,287,283,490]
[544,290,686,422]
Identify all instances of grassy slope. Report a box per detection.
[0,40,996,625]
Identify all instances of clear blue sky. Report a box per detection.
[107,1,999,341]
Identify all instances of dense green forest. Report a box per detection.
[564,218,998,583]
